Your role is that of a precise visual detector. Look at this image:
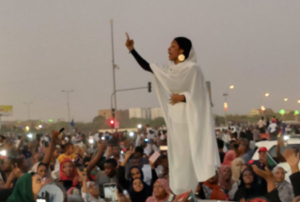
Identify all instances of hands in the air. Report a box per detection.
[125,32,134,51]
[284,148,300,173]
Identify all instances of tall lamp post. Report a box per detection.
[223,93,228,126]
[223,85,234,126]
[110,19,119,121]
[23,102,33,120]
[261,93,270,116]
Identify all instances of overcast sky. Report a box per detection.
[1,1,300,122]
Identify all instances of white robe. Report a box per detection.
[150,49,220,194]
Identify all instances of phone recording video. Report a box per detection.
[103,183,118,202]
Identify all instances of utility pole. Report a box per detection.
[110,19,118,121]
[223,93,228,126]
[62,90,73,122]
[23,102,33,120]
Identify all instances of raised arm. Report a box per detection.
[276,138,286,162]
[118,147,135,190]
[252,165,276,193]
[86,140,106,175]
[125,33,152,73]
[42,131,59,166]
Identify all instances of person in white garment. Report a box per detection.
[125,33,220,194]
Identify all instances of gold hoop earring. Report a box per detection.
[178,54,185,62]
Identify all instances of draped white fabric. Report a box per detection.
[150,49,220,194]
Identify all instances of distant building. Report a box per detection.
[98,109,129,120]
[129,108,151,119]
[99,107,162,120]
[151,108,164,119]
[98,109,111,120]
[248,109,261,117]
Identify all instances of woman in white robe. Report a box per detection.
[125,33,220,194]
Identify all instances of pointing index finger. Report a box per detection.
[125,32,130,40]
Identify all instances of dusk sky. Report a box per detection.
[1,1,300,122]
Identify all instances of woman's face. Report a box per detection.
[222,167,232,181]
[37,165,47,178]
[242,170,254,185]
[32,174,44,199]
[62,161,73,177]
[132,179,144,192]
[168,40,183,61]
[274,168,285,183]
[153,181,168,199]
[88,182,100,197]
[131,168,141,180]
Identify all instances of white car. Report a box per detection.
[252,138,300,160]
[252,138,300,182]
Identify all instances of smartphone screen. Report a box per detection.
[104,183,118,202]
[36,199,47,202]
[149,151,161,163]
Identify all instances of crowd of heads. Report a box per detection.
[1,118,300,202]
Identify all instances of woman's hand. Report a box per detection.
[125,32,134,51]
[77,168,88,182]
[121,146,135,167]
[284,149,300,173]
[169,94,185,105]
[125,146,135,160]
[173,190,192,202]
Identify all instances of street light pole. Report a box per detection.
[110,19,118,120]
[62,90,73,122]
[23,102,33,120]
[223,93,228,126]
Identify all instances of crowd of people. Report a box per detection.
[0,119,300,202]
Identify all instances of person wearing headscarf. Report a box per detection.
[218,165,234,194]
[222,150,236,167]
[231,157,245,181]
[126,32,220,194]
[118,148,158,192]
[233,169,262,201]
[31,162,52,179]
[7,172,44,202]
[273,166,294,202]
[59,158,79,191]
[128,178,152,202]
[146,179,173,202]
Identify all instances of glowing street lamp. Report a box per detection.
[229,85,234,90]
[265,93,270,97]
[279,109,286,115]
[284,98,288,102]
[224,102,228,111]
[298,100,300,104]
[261,105,266,113]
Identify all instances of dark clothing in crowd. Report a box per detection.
[250,160,276,196]
[234,169,281,202]
[128,180,151,202]
[219,151,225,163]
[290,171,300,197]
[234,169,262,201]
[117,165,158,192]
